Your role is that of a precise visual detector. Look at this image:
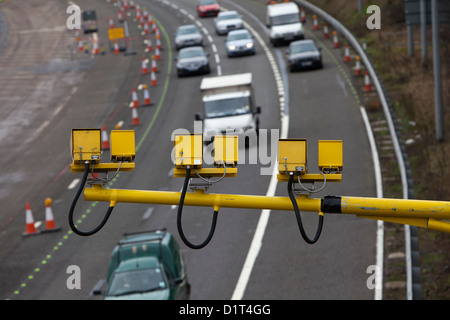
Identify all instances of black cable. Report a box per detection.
[288,173,324,244]
[68,162,115,236]
[177,166,218,249]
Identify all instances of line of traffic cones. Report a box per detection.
[22,199,60,237]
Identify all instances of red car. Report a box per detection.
[197,0,220,17]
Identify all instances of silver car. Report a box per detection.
[175,25,203,50]
[226,29,255,57]
[214,11,243,35]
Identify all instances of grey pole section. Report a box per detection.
[420,0,427,63]
[407,24,414,57]
[358,0,362,13]
[431,0,444,141]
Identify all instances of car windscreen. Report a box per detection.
[218,13,239,20]
[290,42,317,53]
[227,32,251,41]
[82,11,97,21]
[105,268,166,297]
[177,27,199,36]
[270,13,299,26]
[201,0,217,4]
[204,96,252,118]
[179,49,205,59]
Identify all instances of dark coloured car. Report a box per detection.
[285,39,323,72]
[174,24,204,50]
[99,229,190,300]
[197,0,220,17]
[176,46,210,77]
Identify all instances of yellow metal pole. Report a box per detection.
[84,184,322,212]
[340,196,450,220]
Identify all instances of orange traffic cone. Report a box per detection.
[78,41,83,52]
[354,55,361,76]
[114,41,120,54]
[155,48,161,60]
[300,8,306,23]
[344,44,351,62]
[132,88,139,107]
[151,71,157,86]
[141,57,148,74]
[144,22,149,34]
[156,38,161,50]
[364,71,372,92]
[42,198,61,233]
[93,41,99,55]
[142,84,152,105]
[151,57,157,72]
[102,125,110,150]
[155,28,160,39]
[313,15,319,30]
[132,106,140,125]
[146,37,153,52]
[109,17,114,29]
[23,202,38,236]
[332,31,339,48]
[323,24,329,39]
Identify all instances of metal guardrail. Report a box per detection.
[293,0,421,300]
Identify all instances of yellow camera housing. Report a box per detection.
[111,130,136,163]
[214,135,238,167]
[71,129,102,164]
[318,140,343,172]
[278,139,307,174]
[174,134,203,169]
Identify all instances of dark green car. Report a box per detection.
[99,229,190,300]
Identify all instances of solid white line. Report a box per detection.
[360,107,384,300]
[231,15,288,300]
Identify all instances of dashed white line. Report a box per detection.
[68,178,80,190]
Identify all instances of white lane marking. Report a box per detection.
[68,179,80,190]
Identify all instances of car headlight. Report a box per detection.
[246,42,254,49]
[228,45,236,50]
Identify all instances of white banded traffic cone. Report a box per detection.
[132,106,140,125]
[23,202,38,236]
[155,48,160,60]
[42,198,61,233]
[132,88,139,107]
[313,15,319,30]
[364,71,372,92]
[333,31,339,48]
[142,84,152,105]
[114,41,120,54]
[151,71,157,86]
[300,8,306,23]
[146,37,153,52]
[142,57,148,74]
[323,24,329,39]
[151,57,157,73]
[344,44,351,62]
[354,55,361,76]
[102,125,110,150]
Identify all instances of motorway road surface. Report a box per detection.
[0,0,377,300]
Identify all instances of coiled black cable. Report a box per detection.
[288,173,324,244]
[68,162,115,236]
[177,166,218,249]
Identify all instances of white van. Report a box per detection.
[266,2,304,46]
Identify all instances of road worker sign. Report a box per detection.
[108,27,125,40]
